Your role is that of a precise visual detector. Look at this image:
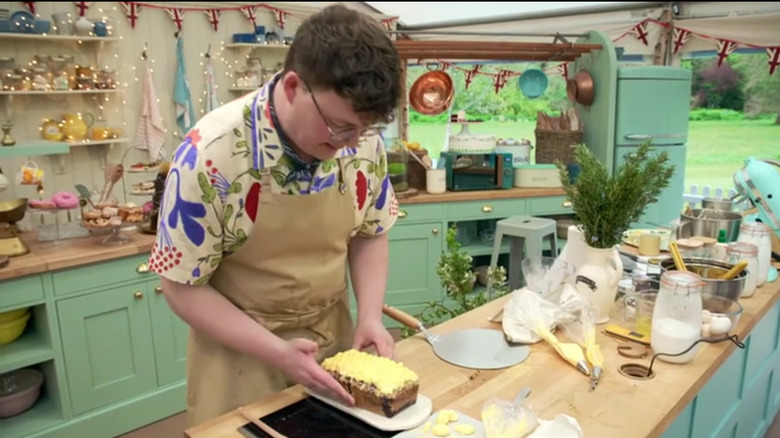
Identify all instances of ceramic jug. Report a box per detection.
[74,16,93,36]
[567,226,623,324]
[62,113,94,141]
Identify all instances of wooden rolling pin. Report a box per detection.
[718,260,749,280]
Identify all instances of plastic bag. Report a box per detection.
[502,284,582,344]
[18,160,44,185]
[481,393,539,438]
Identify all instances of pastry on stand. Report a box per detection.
[141,161,170,235]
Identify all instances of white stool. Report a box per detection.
[489,216,559,290]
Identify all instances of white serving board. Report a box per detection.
[304,388,432,432]
[393,410,486,438]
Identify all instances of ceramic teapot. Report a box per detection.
[62,113,94,141]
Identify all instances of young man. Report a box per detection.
[150,4,402,425]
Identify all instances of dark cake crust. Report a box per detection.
[328,372,419,418]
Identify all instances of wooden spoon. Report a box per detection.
[100,164,124,204]
[668,241,687,272]
[718,260,749,280]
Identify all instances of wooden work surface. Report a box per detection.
[398,187,566,204]
[187,260,780,438]
[0,230,155,281]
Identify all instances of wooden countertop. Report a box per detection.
[0,230,156,281]
[398,187,566,204]
[186,261,780,438]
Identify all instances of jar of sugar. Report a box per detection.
[737,221,772,287]
[651,270,704,364]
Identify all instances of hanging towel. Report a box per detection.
[134,58,166,162]
[174,36,196,138]
[204,56,220,113]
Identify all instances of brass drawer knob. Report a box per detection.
[398,210,407,218]
[136,263,150,274]
[482,205,493,213]
[134,291,143,299]
[432,229,439,235]
[154,286,162,294]
[562,200,573,208]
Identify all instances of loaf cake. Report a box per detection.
[321,349,419,418]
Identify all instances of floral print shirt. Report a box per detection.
[149,82,399,286]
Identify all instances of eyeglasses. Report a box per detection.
[303,81,383,142]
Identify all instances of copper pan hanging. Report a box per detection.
[567,70,595,106]
[409,64,454,116]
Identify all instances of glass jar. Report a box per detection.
[95,68,116,89]
[737,221,772,286]
[76,74,93,90]
[234,68,248,88]
[63,56,77,89]
[16,67,31,91]
[52,69,69,90]
[386,150,409,193]
[2,74,22,91]
[31,67,50,91]
[726,242,759,298]
[651,270,704,364]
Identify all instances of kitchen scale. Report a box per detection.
[237,397,398,438]
[0,198,30,257]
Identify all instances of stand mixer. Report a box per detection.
[732,156,780,280]
[732,157,780,237]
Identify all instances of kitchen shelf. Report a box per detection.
[0,330,54,375]
[68,137,130,147]
[0,33,119,43]
[0,89,121,96]
[224,42,290,50]
[0,141,70,158]
[0,391,64,437]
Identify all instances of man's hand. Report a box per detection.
[353,319,396,359]
[278,338,355,406]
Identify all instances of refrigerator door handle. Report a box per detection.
[624,133,686,140]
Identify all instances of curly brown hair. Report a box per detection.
[283,4,401,126]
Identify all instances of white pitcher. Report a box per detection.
[564,226,623,324]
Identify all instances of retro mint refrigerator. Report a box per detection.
[613,66,692,228]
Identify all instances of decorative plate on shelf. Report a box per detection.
[621,229,672,252]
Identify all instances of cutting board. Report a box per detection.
[305,388,432,431]
[392,410,485,438]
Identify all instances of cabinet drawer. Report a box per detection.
[529,196,573,215]
[0,275,45,310]
[447,199,527,221]
[395,203,445,223]
[52,254,153,297]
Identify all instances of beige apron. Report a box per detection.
[185,155,356,425]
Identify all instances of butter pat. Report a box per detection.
[436,409,459,424]
[431,424,450,437]
[454,424,476,435]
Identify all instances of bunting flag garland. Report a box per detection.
[165,7,184,33]
[464,65,482,89]
[22,2,35,15]
[241,6,258,28]
[380,17,398,31]
[120,2,142,29]
[630,20,650,46]
[672,28,692,54]
[204,9,220,32]
[767,47,780,76]
[271,8,288,29]
[716,39,738,66]
[492,70,512,93]
[74,1,90,17]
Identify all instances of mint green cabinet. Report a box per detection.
[386,222,444,305]
[148,281,189,386]
[56,284,158,415]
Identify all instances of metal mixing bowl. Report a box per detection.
[679,208,742,242]
[659,257,747,302]
[701,197,734,212]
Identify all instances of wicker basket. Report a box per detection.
[534,129,584,165]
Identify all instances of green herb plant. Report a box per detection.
[401,225,510,338]
[555,140,676,249]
